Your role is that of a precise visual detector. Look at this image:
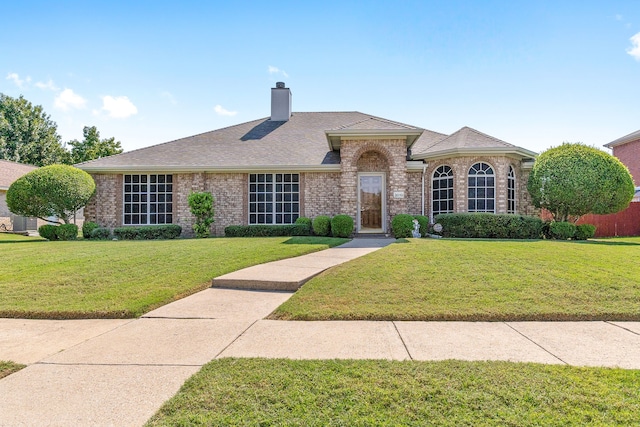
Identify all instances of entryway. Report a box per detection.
[358,173,385,233]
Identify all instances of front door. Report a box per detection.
[358,173,385,233]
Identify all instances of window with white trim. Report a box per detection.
[123,174,173,225]
[468,162,495,213]
[249,173,299,224]
[507,166,516,214]
[432,165,454,218]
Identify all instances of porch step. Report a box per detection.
[354,233,392,238]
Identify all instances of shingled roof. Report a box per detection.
[78,112,536,172]
[0,160,37,190]
[604,129,640,148]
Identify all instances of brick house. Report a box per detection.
[78,83,538,236]
[604,129,640,199]
[0,160,38,231]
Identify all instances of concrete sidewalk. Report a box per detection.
[1,238,640,426]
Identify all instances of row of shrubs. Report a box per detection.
[224,215,355,238]
[429,213,595,240]
[390,214,429,238]
[38,224,79,241]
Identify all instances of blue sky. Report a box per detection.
[1,1,639,154]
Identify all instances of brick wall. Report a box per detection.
[205,173,246,236]
[302,172,341,218]
[406,172,424,216]
[85,174,121,228]
[612,139,640,185]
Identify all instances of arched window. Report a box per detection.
[507,166,516,214]
[432,165,454,219]
[468,162,495,213]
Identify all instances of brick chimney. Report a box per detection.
[270,82,292,121]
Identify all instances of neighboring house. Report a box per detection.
[578,130,640,237]
[0,160,38,231]
[78,83,538,236]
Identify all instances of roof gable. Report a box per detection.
[0,160,37,189]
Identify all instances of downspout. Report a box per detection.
[421,163,428,216]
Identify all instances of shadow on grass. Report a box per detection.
[282,237,349,246]
[578,240,640,247]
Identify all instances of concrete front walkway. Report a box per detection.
[1,238,640,426]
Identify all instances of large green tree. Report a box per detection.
[0,93,70,166]
[68,125,123,164]
[527,143,635,222]
[6,165,95,224]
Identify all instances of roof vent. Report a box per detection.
[270,83,292,121]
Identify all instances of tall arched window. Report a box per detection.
[432,165,454,219]
[507,166,516,214]
[468,162,495,213]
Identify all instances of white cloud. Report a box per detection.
[35,79,59,91]
[214,104,237,117]
[54,88,87,111]
[627,32,640,60]
[101,95,138,118]
[6,73,31,88]
[268,65,289,78]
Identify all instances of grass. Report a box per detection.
[146,358,640,426]
[272,237,640,321]
[0,236,348,319]
[0,361,25,379]
[0,233,45,243]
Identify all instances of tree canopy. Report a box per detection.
[68,126,123,164]
[6,165,96,224]
[0,93,70,166]
[527,143,635,222]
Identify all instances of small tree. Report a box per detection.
[188,192,215,238]
[527,143,635,222]
[6,165,95,224]
[68,126,123,164]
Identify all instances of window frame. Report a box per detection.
[507,166,516,214]
[431,165,454,221]
[248,173,300,225]
[467,162,495,213]
[123,174,173,225]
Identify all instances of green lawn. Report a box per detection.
[272,237,640,321]
[146,358,640,426]
[0,236,347,319]
[0,233,45,242]
[0,361,25,379]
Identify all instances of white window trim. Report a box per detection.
[248,172,300,225]
[122,173,173,226]
[357,172,386,233]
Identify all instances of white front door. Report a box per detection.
[358,173,385,233]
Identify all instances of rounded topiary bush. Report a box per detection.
[312,215,331,236]
[391,214,414,238]
[549,221,576,240]
[82,221,99,239]
[56,223,78,240]
[38,224,58,241]
[574,224,596,240]
[331,214,354,238]
[295,216,312,228]
[91,227,112,240]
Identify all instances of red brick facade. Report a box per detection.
[611,139,640,185]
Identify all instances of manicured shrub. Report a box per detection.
[548,221,576,240]
[295,217,312,228]
[574,224,596,240]
[331,215,354,238]
[434,213,544,239]
[224,224,311,237]
[38,224,58,241]
[312,215,331,237]
[82,221,100,239]
[413,215,429,237]
[113,225,182,240]
[56,223,78,241]
[90,227,112,240]
[391,214,414,238]
[188,192,215,238]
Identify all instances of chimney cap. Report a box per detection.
[275,82,285,89]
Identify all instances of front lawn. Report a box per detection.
[0,237,347,319]
[272,238,640,321]
[0,233,45,243]
[146,358,640,426]
[0,361,25,379]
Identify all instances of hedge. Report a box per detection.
[224,224,311,237]
[391,214,414,238]
[82,221,100,239]
[312,215,331,236]
[434,213,544,239]
[331,215,354,238]
[574,223,596,240]
[113,224,182,240]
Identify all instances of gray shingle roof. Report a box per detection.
[77,113,535,172]
[605,129,640,148]
[0,160,37,189]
